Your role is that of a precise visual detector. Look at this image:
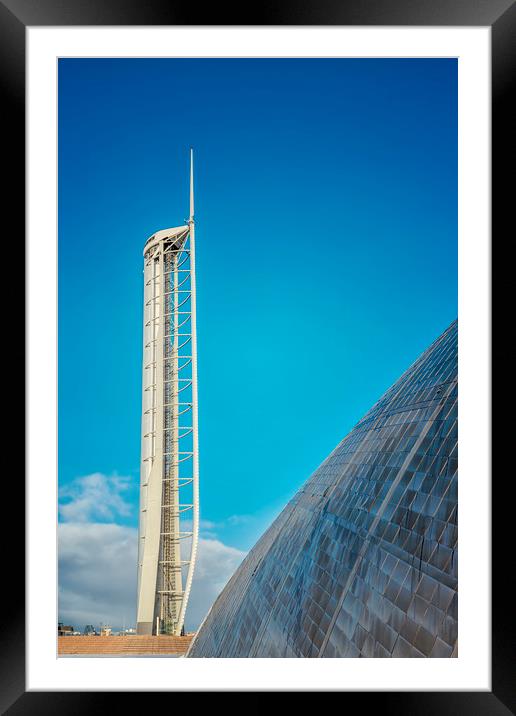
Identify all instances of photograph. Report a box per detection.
[57,57,458,659]
[0,0,507,706]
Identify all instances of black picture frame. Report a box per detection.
[3,0,513,710]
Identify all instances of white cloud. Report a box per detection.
[184,538,246,631]
[226,514,252,526]
[58,523,245,631]
[59,472,134,523]
[58,472,247,632]
[182,517,219,533]
[58,522,137,629]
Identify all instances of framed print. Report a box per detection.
[2,0,513,709]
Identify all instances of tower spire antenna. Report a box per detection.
[189,147,194,223]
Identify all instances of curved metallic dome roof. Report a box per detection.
[188,321,458,658]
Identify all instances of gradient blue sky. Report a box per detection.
[58,58,457,552]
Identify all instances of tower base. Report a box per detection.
[136,621,153,635]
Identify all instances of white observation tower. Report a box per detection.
[136,150,199,636]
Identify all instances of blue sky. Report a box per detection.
[58,58,456,628]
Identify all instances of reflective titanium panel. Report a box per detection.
[188,321,458,657]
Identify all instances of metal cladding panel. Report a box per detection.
[188,320,458,658]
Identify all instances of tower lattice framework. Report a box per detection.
[136,151,199,636]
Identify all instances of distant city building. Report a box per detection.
[83,625,96,636]
[57,623,74,636]
[100,625,112,637]
[188,321,458,658]
[136,151,200,636]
